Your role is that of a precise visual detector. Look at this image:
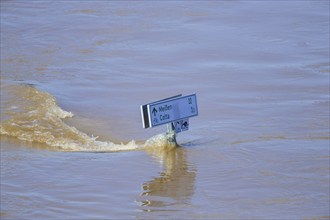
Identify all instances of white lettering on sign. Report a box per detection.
[145,94,198,128]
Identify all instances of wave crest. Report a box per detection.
[0,84,177,152]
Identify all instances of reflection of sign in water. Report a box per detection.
[138,147,196,212]
[140,94,198,129]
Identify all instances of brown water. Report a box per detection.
[1,1,329,219]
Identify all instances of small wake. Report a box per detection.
[0,84,175,152]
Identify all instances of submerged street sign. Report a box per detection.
[140,94,198,129]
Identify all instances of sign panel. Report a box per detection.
[140,94,198,128]
[173,118,189,133]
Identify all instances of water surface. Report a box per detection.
[1,1,329,219]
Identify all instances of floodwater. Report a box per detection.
[1,1,329,219]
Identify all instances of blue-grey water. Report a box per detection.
[1,1,329,219]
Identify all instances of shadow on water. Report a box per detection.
[138,145,196,213]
